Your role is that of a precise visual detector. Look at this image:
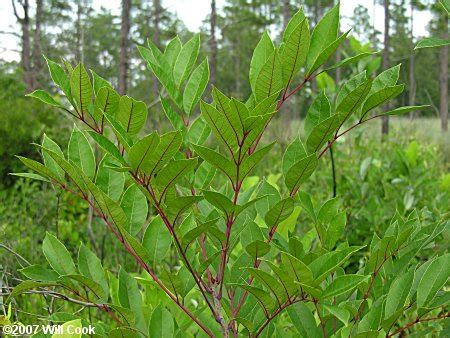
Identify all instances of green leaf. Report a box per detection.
[186,116,211,145]
[183,58,209,115]
[377,105,430,117]
[77,244,108,300]
[173,34,200,87]
[231,283,274,315]
[42,232,77,276]
[360,85,404,118]
[94,86,120,122]
[96,156,124,201]
[10,172,49,182]
[90,69,112,94]
[282,137,307,177]
[415,37,450,50]
[59,274,106,302]
[70,63,93,115]
[68,125,96,180]
[142,216,172,267]
[384,270,414,319]
[164,36,182,67]
[280,18,310,86]
[192,144,236,182]
[118,268,145,332]
[128,132,160,173]
[26,90,64,108]
[281,252,314,286]
[245,268,286,304]
[139,131,182,176]
[52,319,82,338]
[245,240,271,260]
[42,134,65,182]
[19,265,59,282]
[323,211,346,250]
[417,254,450,308]
[153,159,197,200]
[149,305,174,338]
[103,113,133,151]
[250,31,275,93]
[240,142,275,179]
[120,184,148,235]
[254,49,283,102]
[309,246,364,283]
[161,96,185,131]
[371,64,401,92]
[87,131,126,166]
[323,304,351,326]
[282,9,306,42]
[285,153,318,193]
[306,114,340,153]
[287,302,322,338]
[117,96,147,135]
[441,0,450,13]
[201,100,239,152]
[307,31,350,76]
[306,4,340,71]
[336,78,372,124]
[8,280,57,301]
[304,91,331,138]
[321,274,368,299]
[265,197,295,228]
[203,190,235,217]
[322,52,376,72]
[44,56,72,101]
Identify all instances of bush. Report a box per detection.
[5,5,448,338]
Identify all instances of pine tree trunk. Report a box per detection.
[381,0,390,135]
[282,0,290,29]
[12,0,32,92]
[440,17,449,132]
[32,0,43,90]
[152,0,161,101]
[119,0,132,95]
[408,1,415,117]
[210,0,218,86]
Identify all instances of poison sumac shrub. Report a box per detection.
[9,5,449,338]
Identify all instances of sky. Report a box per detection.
[0,0,433,62]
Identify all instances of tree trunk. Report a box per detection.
[210,0,218,87]
[381,0,390,135]
[408,0,415,117]
[12,0,32,92]
[152,0,161,100]
[119,0,132,95]
[440,17,449,132]
[32,0,43,89]
[282,0,290,29]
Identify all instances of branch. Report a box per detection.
[387,312,450,337]
[0,244,30,265]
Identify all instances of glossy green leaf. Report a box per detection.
[68,125,96,180]
[42,232,77,276]
[417,254,450,308]
[149,305,174,338]
[254,49,283,102]
[304,91,331,138]
[117,96,147,135]
[306,114,340,153]
[250,31,275,93]
[183,58,209,115]
[142,216,172,267]
[26,90,64,108]
[285,153,318,192]
[173,34,200,87]
[70,63,93,115]
[77,244,108,299]
[120,184,148,235]
[321,274,368,299]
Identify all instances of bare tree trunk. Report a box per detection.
[119,0,131,95]
[282,0,290,29]
[408,0,415,117]
[152,0,161,100]
[32,0,43,89]
[12,0,32,92]
[440,18,449,132]
[210,0,218,87]
[381,0,390,135]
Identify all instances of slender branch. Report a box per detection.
[0,244,30,265]
[314,299,327,338]
[254,297,306,337]
[387,312,450,337]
